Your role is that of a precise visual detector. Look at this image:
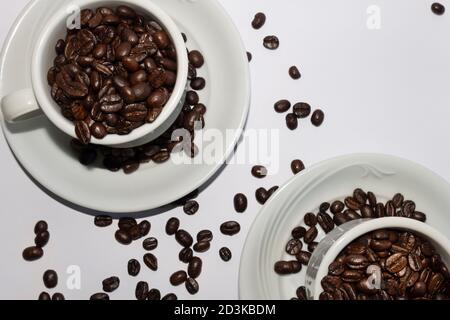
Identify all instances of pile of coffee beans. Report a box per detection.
[275,189,430,300]
[22,221,50,262]
[48,5,180,144]
[319,229,450,300]
[69,36,205,174]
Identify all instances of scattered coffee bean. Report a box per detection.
[176,230,194,248]
[296,286,307,300]
[43,270,58,289]
[94,215,113,227]
[286,113,298,130]
[188,257,203,279]
[308,242,319,253]
[263,35,279,50]
[292,226,307,239]
[296,251,312,265]
[34,221,48,234]
[102,276,120,293]
[304,227,318,244]
[143,237,158,251]
[52,293,65,301]
[311,109,325,127]
[289,66,301,80]
[166,218,180,235]
[252,165,268,178]
[185,278,200,295]
[291,159,305,175]
[194,241,211,253]
[197,230,213,243]
[184,200,199,215]
[128,259,141,277]
[190,77,206,90]
[286,239,303,255]
[143,253,158,271]
[293,103,311,119]
[252,12,266,29]
[90,293,110,301]
[147,289,161,301]
[38,292,51,301]
[234,193,248,213]
[23,246,43,261]
[274,261,302,275]
[179,248,194,264]
[219,247,232,262]
[247,52,252,62]
[432,2,445,15]
[220,221,241,236]
[135,281,149,300]
[34,231,50,248]
[162,293,178,300]
[188,50,204,68]
[115,230,132,245]
[170,271,187,286]
[304,213,317,227]
[274,100,291,113]
[255,188,269,205]
[118,217,137,231]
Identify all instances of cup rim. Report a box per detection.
[31,0,188,146]
[310,217,450,300]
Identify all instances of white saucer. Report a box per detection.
[0,0,250,213]
[239,154,450,300]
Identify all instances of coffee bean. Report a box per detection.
[234,193,248,213]
[191,77,206,90]
[192,240,210,253]
[293,102,311,119]
[255,188,269,205]
[115,230,132,245]
[34,221,48,234]
[296,251,312,266]
[318,212,335,233]
[308,242,319,253]
[43,270,58,289]
[304,227,318,244]
[38,292,51,301]
[289,66,301,80]
[274,261,301,275]
[330,201,345,214]
[176,230,194,248]
[197,230,213,243]
[179,248,194,264]
[263,36,279,50]
[345,197,361,211]
[247,52,252,62]
[411,211,427,222]
[311,109,325,127]
[344,209,362,221]
[432,3,445,15]
[274,100,291,113]
[220,247,232,262]
[291,159,305,175]
[143,237,158,251]
[102,276,120,293]
[170,271,187,286]
[135,281,149,300]
[118,217,137,230]
[286,239,303,256]
[185,278,200,295]
[184,200,199,215]
[166,218,180,235]
[286,113,298,130]
[52,293,65,301]
[252,165,268,178]
[128,259,140,277]
[162,293,178,300]
[220,221,241,236]
[304,213,317,227]
[90,293,110,301]
[252,12,266,29]
[292,226,306,239]
[296,286,307,300]
[35,231,50,248]
[23,246,43,261]
[188,50,204,68]
[143,253,158,271]
[94,215,113,227]
[360,205,375,218]
[75,121,91,144]
[188,257,203,279]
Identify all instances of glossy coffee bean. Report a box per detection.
[432,2,445,15]
[234,193,248,213]
[291,159,305,175]
[94,215,113,227]
[293,103,311,118]
[90,293,110,301]
[274,100,291,113]
[255,188,269,205]
[34,221,48,234]
[286,113,298,130]
[220,221,241,236]
[43,270,58,289]
[263,35,279,50]
[220,247,232,262]
[23,246,44,261]
[143,237,158,251]
[143,253,158,271]
[193,241,210,253]
[52,293,65,301]
[135,281,149,301]
[38,292,51,301]
[179,248,194,264]
[292,226,307,239]
[197,230,213,243]
[115,230,132,245]
[166,218,180,235]
[188,257,203,279]
[304,213,317,227]
[128,259,141,277]
[184,200,199,215]
[289,66,301,80]
[176,230,194,248]
[252,12,266,29]
[252,165,267,178]
[185,278,200,295]
[102,276,120,293]
[311,109,325,127]
[170,271,187,286]
[188,51,204,68]
[35,231,50,248]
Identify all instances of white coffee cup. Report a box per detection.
[0,0,188,148]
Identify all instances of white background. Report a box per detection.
[1,0,450,300]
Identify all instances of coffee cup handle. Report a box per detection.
[1,88,42,123]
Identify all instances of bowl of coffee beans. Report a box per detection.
[35,0,188,147]
[305,217,450,300]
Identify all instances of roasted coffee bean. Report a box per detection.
[143,253,158,271]
[135,281,149,300]
[220,221,241,236]
[346,255,369,270]
[296,286,307,300]
[234,193,248,213]
[185,90,199,105]
[274,100,291,113]
[184,200,199,215]
[252,165,267,178]
[360,205,375,218]
[376,203,386,218]
[293,102,311,119]
[179,248,194,264]
[402,201,416,218]
[186,278,200,295]
[341,270,363,283]
[220,247,232,262]
[274,261,302,275]
[43,270,58,289]
[411,211,427,222]
[162,293,178,300]
[291,159,305,175]
[329,262,345,276]
[263,36,279,50]
[118,217,137,230]
[255,188,269,205]
[75,121,91,144]
[344,209,362,221]
[286,113,298,130]
[115,230,132,245]
[252,12,266,29]
[166,218,180,235]
[52,293,65,301]
[320,202,331,213]
[296,251,312,266]
[304,227,318,244]
[128,259,141,277]
[318,212,335,233]
[194,241,210,253]
[188,257,203,279]
[408,254,423,272]
[286,239,303,256]
[308,242,319,253]
[330,201,345,214]
[143,237,158,251]
[90,293,110,301]
[432,2,446,15]
[247,51,252,62]
[23,246,43,261]
[90,122,107,139]
[304,213,317,227]
[292,226,306,239]
[392,193,404,208]
[191,77,206,90]
[197,230,213,243]
[176,230,194,247]
[345,197,360,210]
[39,292,51,301]
[333,212,348,226]
[34,221,48,234]
[188,50,204,68]
[35,231,50,248]
[353,188,367,205]
[94,215,113,227]
[289,66,301,80]
[102,276,120,293]
[321,276,342,293]
[170,271,187,286]
[386,253,408,274]
[311,109,325,127]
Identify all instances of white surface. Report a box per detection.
[240,154,450,300]
[0,0,250,212]
[1,0,450,300]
